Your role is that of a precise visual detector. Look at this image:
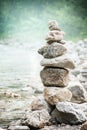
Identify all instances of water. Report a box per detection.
[0,43,42,88]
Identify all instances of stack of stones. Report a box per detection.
[38,20,75,106]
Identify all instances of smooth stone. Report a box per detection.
[21,109,51,128]
[56,101,87,125]
[45,30,65,44]
[44,87,72,105]
[40,67,69,87]
[38,43,67,58]
[68,82,87,103]
[41,55,75,69]
[80,121,87,130]
[48,20,61,31]
[8,126,30,130]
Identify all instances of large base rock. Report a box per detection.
[44,87,72,105]
[55,101,86,125]
[40,67,69,87]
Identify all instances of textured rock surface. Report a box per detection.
[45,30,65,44]
[21,109,51,128]
[41,55,75,69]
[44,87,72,105]
[80,121,87,130]
[68,82,87,103]
[38,43,67,58]
[55,101,86,125]
[40,67,69,87]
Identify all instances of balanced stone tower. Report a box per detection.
[38,20,75,106]
[37,21,87,126]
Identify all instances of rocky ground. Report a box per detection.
[0,38,87,130]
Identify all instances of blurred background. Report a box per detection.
[0,0,87,87]
[0,0,87,41]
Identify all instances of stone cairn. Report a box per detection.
[37,20,87,126]
[38,20,75,105]
[5,21,87,130]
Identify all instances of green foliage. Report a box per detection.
[0,0,87,41]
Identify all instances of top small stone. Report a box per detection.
[48,20,61,31]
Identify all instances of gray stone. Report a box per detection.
[56,101,86,125]
[8,126,30,130]
[40,67,69,87]
[45,30,65,44]
[41,55,75,69]
[21,109,51,128]
[38,43,67,58]
[44,87,72,105]
[68,82,87,103]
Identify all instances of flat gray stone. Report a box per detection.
[38,43,67,58]
[41,55,75,69]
